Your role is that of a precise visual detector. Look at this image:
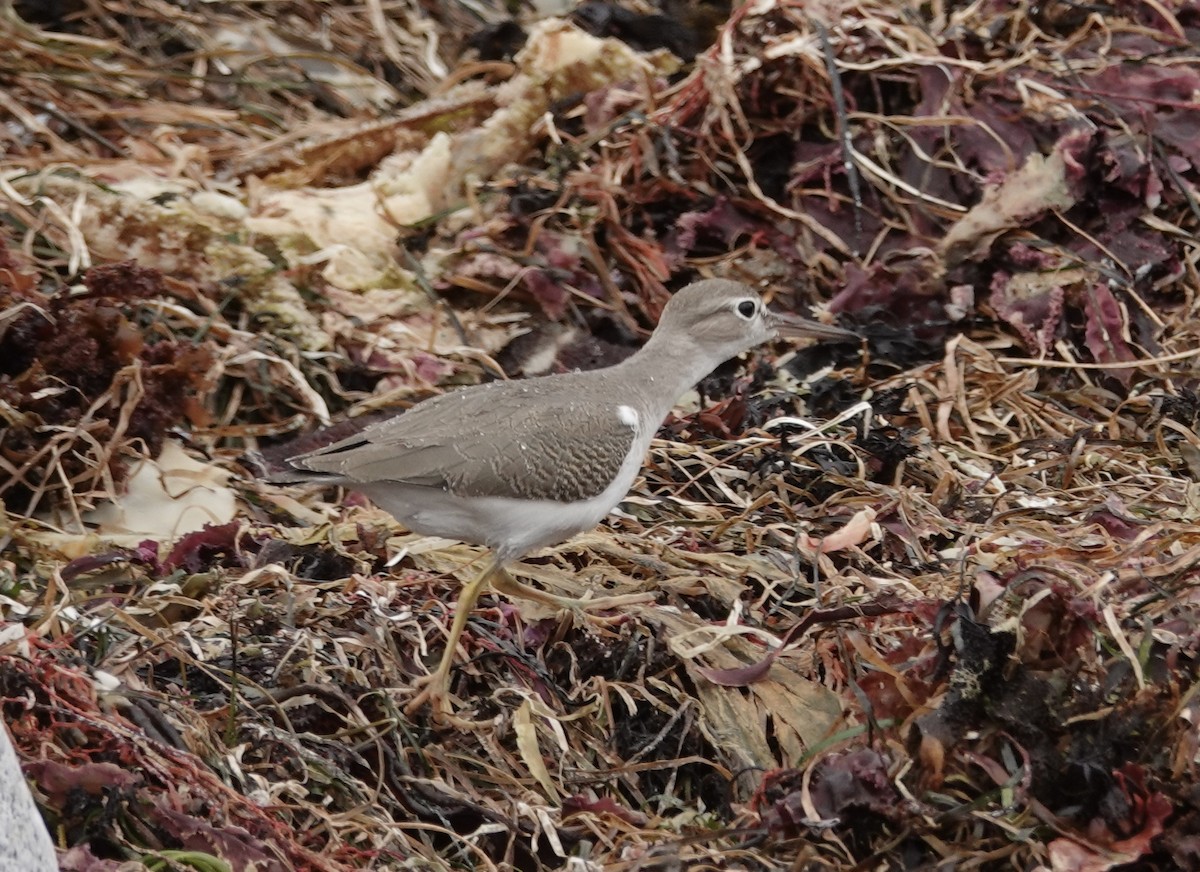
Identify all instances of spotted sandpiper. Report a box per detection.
[270,279,855,721]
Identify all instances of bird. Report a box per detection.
[268,279,856,722]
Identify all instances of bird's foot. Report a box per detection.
[399,561,502,729]
[491,569,657,618]
[570,590,659,610]
[563,590,658,627]
[404,672,495,730]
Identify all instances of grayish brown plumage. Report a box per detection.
[284,379,641,503]
[270,278,855,723]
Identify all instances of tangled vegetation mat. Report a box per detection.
[3,0,1200,869]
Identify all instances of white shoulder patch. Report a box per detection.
[616,404,639,429]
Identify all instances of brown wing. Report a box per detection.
[287,376,639,503]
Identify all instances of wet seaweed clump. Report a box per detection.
[0,252,215,510]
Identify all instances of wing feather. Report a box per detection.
[288,377,639,502]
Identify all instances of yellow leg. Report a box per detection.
[405,562,656,725]
[405,559,497,725]
[490,566,656,612]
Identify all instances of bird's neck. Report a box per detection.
[612,328,736,421]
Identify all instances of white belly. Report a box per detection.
[359,428,651,561]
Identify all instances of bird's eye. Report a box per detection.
[735,299,758,319]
